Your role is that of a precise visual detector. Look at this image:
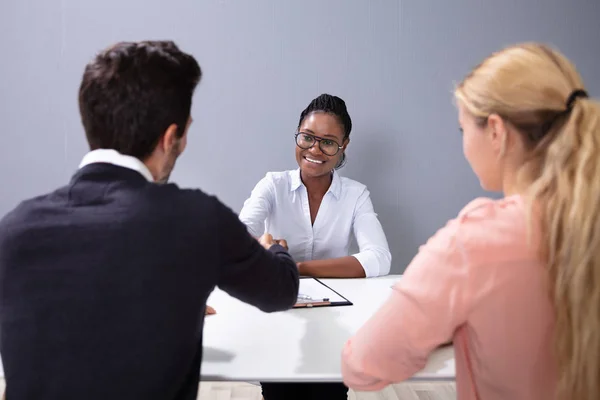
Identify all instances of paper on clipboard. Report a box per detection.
[294,278,351,307]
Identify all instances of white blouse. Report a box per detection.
[239,169,391,277]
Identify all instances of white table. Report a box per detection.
[0,276,456,384]
[201,275,455,382]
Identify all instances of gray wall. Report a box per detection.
[1,0,599,273]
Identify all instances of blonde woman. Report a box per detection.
[341,43,600,400]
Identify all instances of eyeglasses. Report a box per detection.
[295,132,343,156]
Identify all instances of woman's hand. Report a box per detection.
[255,233,288,251]
[258,233,276,250]
[205,305,216,315]
[275,239,288,250]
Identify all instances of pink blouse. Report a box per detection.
[342,195,557,400]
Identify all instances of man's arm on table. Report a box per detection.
[215,200,299,312]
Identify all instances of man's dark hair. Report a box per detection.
[78,41,202,160]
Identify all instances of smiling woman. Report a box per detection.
[239,94,391,280]
[238,93,392,399]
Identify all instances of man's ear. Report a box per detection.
[159,123,179,152]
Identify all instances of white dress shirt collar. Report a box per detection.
[79,149,154,182]
[289,168,342,200]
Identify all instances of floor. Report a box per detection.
[0,380,456,399]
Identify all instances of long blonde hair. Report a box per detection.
[455,43,600,400]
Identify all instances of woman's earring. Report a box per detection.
[335,152,347,169]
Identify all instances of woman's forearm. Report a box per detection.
[298,256,366,278]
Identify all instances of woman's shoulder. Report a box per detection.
[454,195,535,258]
[253,170,300,191]
[338,174,368,195]
[254,170,293,182]
[458,195,526,221]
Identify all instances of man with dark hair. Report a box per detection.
[0,41,299,400]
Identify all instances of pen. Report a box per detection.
[297,294,330,302]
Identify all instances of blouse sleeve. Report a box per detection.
[342,215,473,391]
[238,173,275,237]
[351,188,392,277]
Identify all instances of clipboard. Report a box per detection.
[293,277,353,308]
